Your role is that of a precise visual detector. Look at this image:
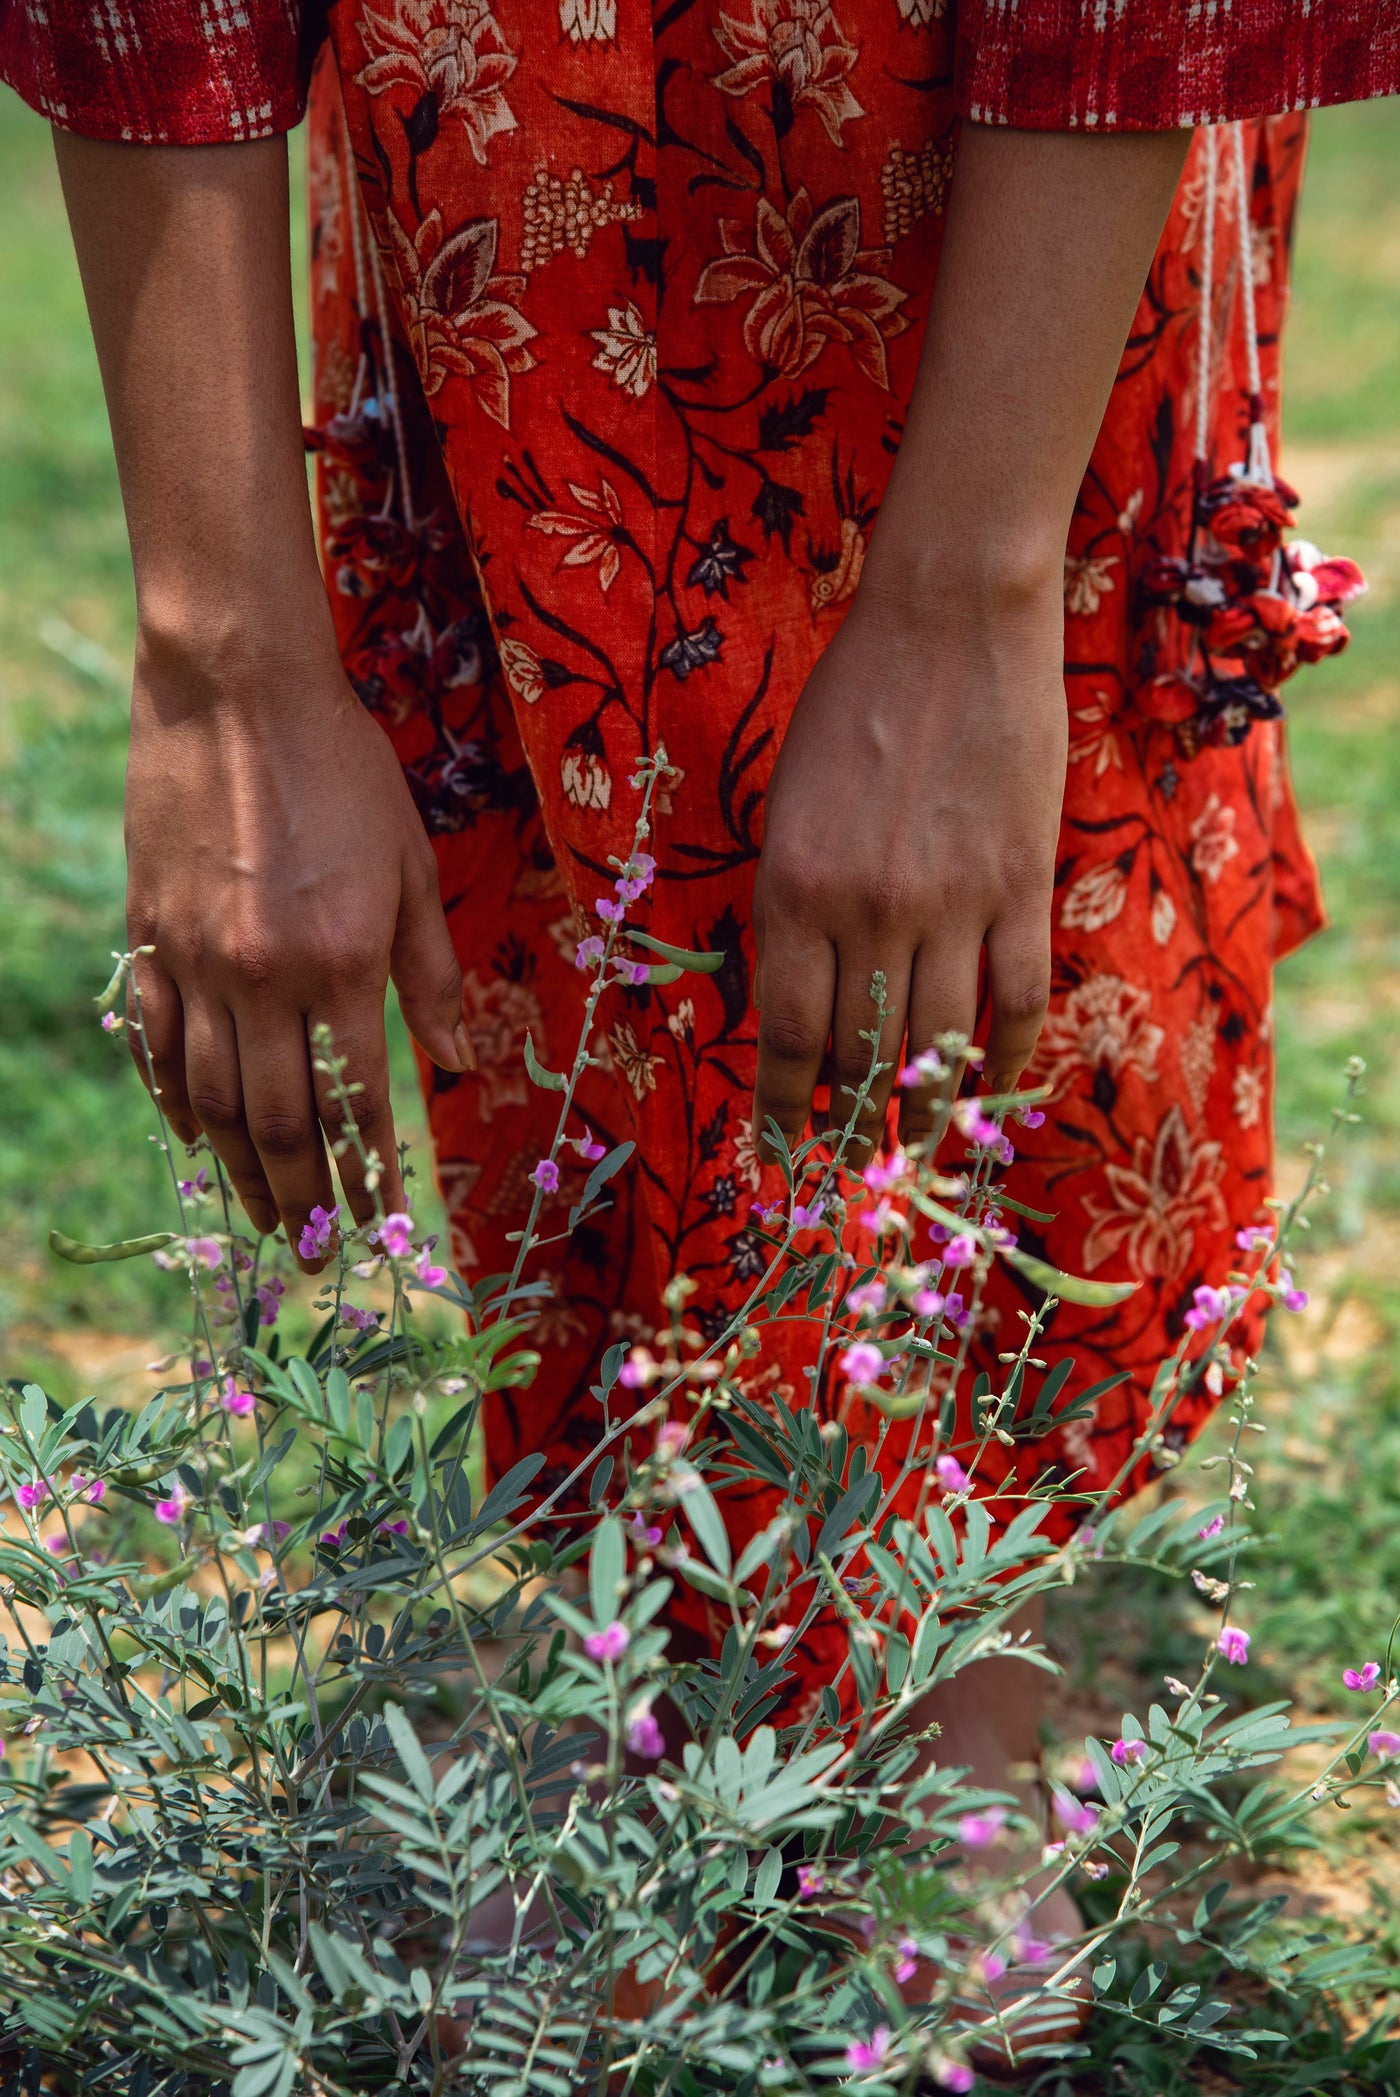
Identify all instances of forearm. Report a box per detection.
[862,122,1191,613]
[52,129,332,670]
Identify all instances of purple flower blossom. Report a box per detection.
[1053,1792,1099,1836]
[595,895,624,923]
[570,1127,608,1163]
[178,1169,209,1199]
[187,1237,223,1271]
[1343,1661,1381,1693]
[862,1151,907,1195]
[1235,1225,1274,1252]
[298,1204,340,1260]
[340,1305,380,1333]
[845,1279,885,1317]
[935,1453,970,1494]
[584,1620,630,1663]
[530,1159,560,1195]
[375,1211,413,1258]
[1110,1736,1146,1766]
[892,1936,919,1984]
[897,1048,945,1088]
[256,1278,285,1327]
[575,936,605,970]
[1369,1730,1400,1758]
[618,1347,657,1390]
[1198,1513,1226,1539]
[1216,1626,1251,1666]
[15,1479,50,1511]
[321,1522,349,1548]
[942,1233,977,1269]
[246,1520,291,1546]
[100,1010,121,1034]
[414,1244,448,1289]
[626,1707,665,1759]
[629,1513,663,1548]
[1018,1106,1046,1130]
[1184,1283,1236,1332]
[378,1518,410,1537]
[70,1474,104,1506]
[796,1863,825,1900]
[1278,1268,1309,1312]
[956,1806,1006,1849]
[845,2028,891,2074]
[789,1199,825,1230]
[614,854,655,904]
[614,960,650,987]
[840,1341,884,1385]
[154,1483,188,1526]
[943,1292,967,1329]
[934,2067,974,2096]
[220,1380,256,1417]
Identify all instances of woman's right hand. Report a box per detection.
[125,622,473,1262]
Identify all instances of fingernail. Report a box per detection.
[453,1020,477,1072]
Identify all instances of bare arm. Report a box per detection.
[752,122,1191,1151]
[54,130,473,1259]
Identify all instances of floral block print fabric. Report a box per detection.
[5,0,1399,142]
[298,16,1323,1702]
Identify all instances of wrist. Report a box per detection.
[134,576,344,722]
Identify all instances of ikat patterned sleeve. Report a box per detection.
[955,0,1400,129]
[0,0,310,144]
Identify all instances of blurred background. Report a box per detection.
[2,90,1399,2056]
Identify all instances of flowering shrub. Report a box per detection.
[0,756,1394,2096]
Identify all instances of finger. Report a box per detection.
[390,850,475,1074]
[235,1012,336,1268]
[181,1000,280,1236]
[829,948,911,1158]
[897,942,980,1148]
[127,951,199,1147]
[982,913,1052,1098]
[309,1010,405,1227]
[751,930,836,1160]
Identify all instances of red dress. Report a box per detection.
[5,2,1386,1704]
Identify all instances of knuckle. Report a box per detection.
[247,1109,316,1160]
[760,1013,824,1068]
[996,975,1051,1030]
[187,1085,244,1134]
[765,851,832,920]
[856,865,915,935]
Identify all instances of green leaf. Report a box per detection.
[475,1452,546,1531]
[382,1702,437,1802]
[590,1515,625,1628]
[753,1847,783,1908]
[48,1228,176,1264]
[680,1476,731,1574]
[524,1029,568,1091]
[624,930,725,973]
[1000,1243,1138,1307]
[569,1141,636,1229]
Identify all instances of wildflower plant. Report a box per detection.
[0,752,1392,2096]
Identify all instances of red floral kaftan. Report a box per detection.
[6,0,1379,1702]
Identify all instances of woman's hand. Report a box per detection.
[126,624,472,1259]
[752,573,1065,1154]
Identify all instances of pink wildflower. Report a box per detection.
[321,1522,349,1548]
[1278,1269,1309,1312]
[911,1287,945,1319]
[70,1475,105,1506]
[942,1233,977,1269]
[840,1341,884,1385]
[892,1936,919,1984]
[1110,1736,1146,1766]
[15,1479,50,1511]
[614,853,655,903]
[626,1706,665,1759]
[862,1151,907,1195]
[943,1291,968,1329]
[618,1346,658,1390]
[100,1010,121,1034]
[1018,1106,1046,1129]
[414,1244,448,1289]
[584,1620,630,1663]
[1198,1513,1226,1539]
[1344,1661,1382,1693]
[1369,1730,1400,1758]
[935,1453,970,1494]
[154,1483,188,1526]
[178,1169,209,1199]
[1054,1792,1099,1836]
[256,1278,285,1327]
[790,1199,825,1230]
[187,1237,223,1270]
[897,1047,945,1088]
[796,1863,825,1900]
[595,895,624,923]
[530,1159,560,1195]
[575,936,605,970]
[1184,1283,1235,1332]
[614,958,650,987]
[956,1806,1006,1849]
[298,1204,340,1260]
[376,1211,413,1257]
[629,1513,663,1548]
[954,1100,1002,1148]
[220,1380,256,1417]
[339,1305,380,1333]
[571,1127,608,1162]
[1216,1626,1251,1665]
[845,2028,891,2074]
[656,1421,688,1459]
[934,2067,974,2096]
[378,1518,410,1537]
[1236,1225,1274,1252]
[845,1279,885,1317]
[42,1533,66,1555]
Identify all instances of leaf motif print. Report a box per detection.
[559,0,617,40]
[385,208,536,422]
[695,189,908,387]
[356,0,518,165]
